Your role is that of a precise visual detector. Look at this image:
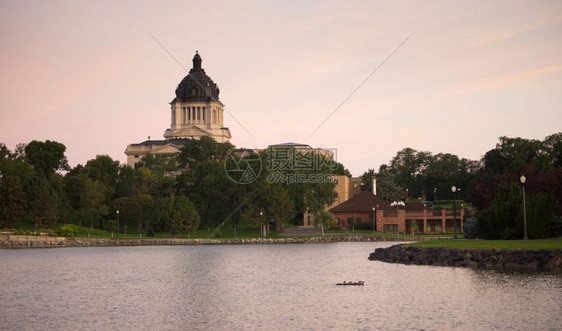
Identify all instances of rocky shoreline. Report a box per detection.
[369,244,562,271]
[0,234,449,248]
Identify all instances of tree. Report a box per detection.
[0,175,25,228]
[114,165,137,198]
[273,149,337,223]
[111,197,141,235]
[155,196,200,237]
[0,143,10,159]
[374,168,404,201]
[483,136,551,175]
[526,193,557,239]
[333,162,352,177]
[543,132,562,168]
[188,160,246,229]
[177,136,234,169]
[247,176,296,233]
[0,149,35,186]
[24,140,69,177]
[84,155,120,198]
[26,176,59,230]
[79,178,109,236]
[387,148,431,198]
[476,183,522,239]
[360,168,376,191]
[64,169,89,224]
[314,210,333,236]
[134,154,179,176]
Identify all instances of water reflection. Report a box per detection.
[1,243,560,330]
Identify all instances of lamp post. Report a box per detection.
[116,210,120,239]
[520,175,528,240]
[260,211,264,238]
[451,186,457,239]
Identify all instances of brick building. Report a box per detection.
[330,191,465,234]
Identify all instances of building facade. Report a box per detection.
[302,175,362,226]
[330,190,465,234]
[125,52,231,167]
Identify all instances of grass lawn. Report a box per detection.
[406,238,562,250]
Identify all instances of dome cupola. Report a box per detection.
[174,51,220,102]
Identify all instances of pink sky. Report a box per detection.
[1,0,561,176]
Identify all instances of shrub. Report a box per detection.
[354,221,372,231]
[463,216,478,239]
[525,193,556,239]
[330,223,343,230]
[547,216,562,238]
[476,183,522,239]
[500,227,513,240]
[58,224,77,238]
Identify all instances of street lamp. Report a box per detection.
[260,211,264,238]
[520,175,528,240]
[116,210,120,239]
[451,186,457,239]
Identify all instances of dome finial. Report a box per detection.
[193,51,202,70]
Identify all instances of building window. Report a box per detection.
[187,107,191,121]
[383,224,399,233]
[182,107,187,124]
[202,107,206,123]
[356,217,362,224]
[134,155,139,158]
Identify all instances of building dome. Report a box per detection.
[174,51,220,102]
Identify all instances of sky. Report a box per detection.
[1,0,561,176]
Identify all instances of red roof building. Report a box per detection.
[329,191,464,234]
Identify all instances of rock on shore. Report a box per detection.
[0,234,449,248]
[368,244,562,271]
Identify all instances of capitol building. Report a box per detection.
[125,52,231,167]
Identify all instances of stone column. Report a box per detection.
[399,209,406,233]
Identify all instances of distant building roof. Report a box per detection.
[404,202,429,211]
[128,138,195,147]
[330,191,392,213]
[269,142,311,148]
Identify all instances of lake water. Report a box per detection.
[1,242,561,330]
